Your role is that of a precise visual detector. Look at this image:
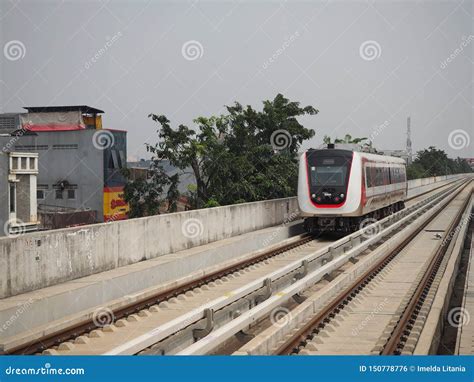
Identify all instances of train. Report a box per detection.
[298,145,407,234]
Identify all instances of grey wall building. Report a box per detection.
[0,106,128,230]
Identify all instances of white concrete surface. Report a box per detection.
[0,197,298,298]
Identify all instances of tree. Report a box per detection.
[122,159,179,218]
[147,94,318,208]
[406,146,473,179]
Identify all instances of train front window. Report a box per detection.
[310,157,348,187]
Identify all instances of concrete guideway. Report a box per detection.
[0,176,468,355]
[98,180,468,355]
[233,181,473,355]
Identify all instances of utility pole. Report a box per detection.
[406,116,412,165]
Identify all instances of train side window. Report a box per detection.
[366,167,371,187]
[375,168,381,186]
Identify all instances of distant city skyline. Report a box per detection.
[1,0,472,160]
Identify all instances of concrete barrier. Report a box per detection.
[0,174,466,299]
[406,174,462,198]
[0,197,299,299]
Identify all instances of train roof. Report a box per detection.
[305,148,406,165]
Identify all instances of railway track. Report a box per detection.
[232,179,472,356]
[142,179,470,355]
[7,178,469,355]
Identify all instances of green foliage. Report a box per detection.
[323,134,368,144]
[147,93,318,209]
[406,146,472,180]
[122,160,179,218]
[204,198,220,208]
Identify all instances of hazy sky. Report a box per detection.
[1,0,473,160]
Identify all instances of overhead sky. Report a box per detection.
[1,0,472,160]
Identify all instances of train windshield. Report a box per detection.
[310,157,348,187]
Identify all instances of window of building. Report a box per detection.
[29,157,36,170]
[111,150,119,169]
[52,144,78,150]
[37,185,48,200]
[12,157,18,170]
[119,150,126,169]
[55,189,63,199]
[67,189,76,199]
[9,183,16,213]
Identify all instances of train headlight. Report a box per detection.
[340,193,345,198]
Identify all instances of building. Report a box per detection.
[0,106,129,229]
[0,151,39,236]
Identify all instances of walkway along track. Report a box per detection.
[6,178,467,355]
[237,180,472,355]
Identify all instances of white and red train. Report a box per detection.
[298,145,407,234]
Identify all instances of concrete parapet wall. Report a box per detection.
[407,174,463,198]
[0,197,299,299]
